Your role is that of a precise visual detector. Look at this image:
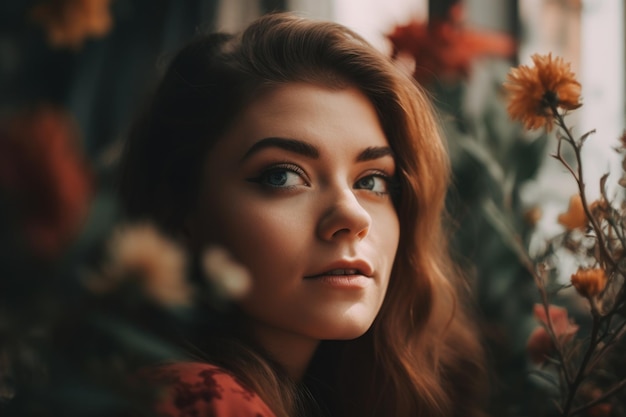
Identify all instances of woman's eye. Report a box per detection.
[355,174,389,194]
[253,166,308,188]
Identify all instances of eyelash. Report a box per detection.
[247,163,310,189]
[356,170,394,196]
[248,164,399,197]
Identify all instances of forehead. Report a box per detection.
[213,82,389,157]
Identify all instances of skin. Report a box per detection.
[190,82,400,380]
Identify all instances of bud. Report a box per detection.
[571,267,607,298]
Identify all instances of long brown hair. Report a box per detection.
[119,12,487,417]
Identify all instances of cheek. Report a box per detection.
[372,204,400,258]
[205,192,313,281]
[373,208,400,300]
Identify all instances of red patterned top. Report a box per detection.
[149,362,277,417]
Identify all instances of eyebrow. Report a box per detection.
[356,146,395,162]
[241,137,395,162]
[241,137,320,161]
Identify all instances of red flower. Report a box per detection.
[587,403,612,417]
[526,304,579,364]
[0,105,93,258]
[387,4,516,84]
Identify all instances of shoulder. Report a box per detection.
[146,361,277,417]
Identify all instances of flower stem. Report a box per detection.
[562,315,600,416]
[588,317,626,370]
[570,378,626,416]
[552,108,623,277]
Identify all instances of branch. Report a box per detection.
[570,378,626,416]
[552,109,625,278]
[562,315,601,416]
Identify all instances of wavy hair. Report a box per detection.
[119,12,487,417]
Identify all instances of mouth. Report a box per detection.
[305,269,364,278]
[304,260,374,279]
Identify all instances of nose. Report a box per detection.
[316,188,371,242]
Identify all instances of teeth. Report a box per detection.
[326,269,358,275]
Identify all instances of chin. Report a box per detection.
[316,321,374,341]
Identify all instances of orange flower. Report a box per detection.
[571,267,607,298]
[387,4,515,84]
[504,53,581,131]
[0,105,92,257]
[30,0,113,49]
[527,304,578,364]
[557,194,588,230]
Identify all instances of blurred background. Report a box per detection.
[1,0,625,416]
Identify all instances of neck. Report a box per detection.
[250,323,320,381]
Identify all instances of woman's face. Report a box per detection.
[191,82,400,345]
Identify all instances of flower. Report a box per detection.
[585,388,613,417]
[86,223,192,307]
[387,4,515,84]
[0,104,92,257]
[526,327,553,365]
[558,194,588,230]
[587,403,612,417]
[524,206,543,227]
[30,0,113,49]
[582,388,613,417]
[504,53,582,131]
[527,304,579,364]
[201,247,251,299]
[571,267,607,298]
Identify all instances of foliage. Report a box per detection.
[390,5,626,417]
[0,100,250,416]
[388,5,559,415]
[501,54,626,416]
[0,104,184,416]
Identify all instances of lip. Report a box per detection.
[306,274,371,289]
[305,259,374,279]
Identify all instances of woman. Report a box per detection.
[119,12,487,417]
